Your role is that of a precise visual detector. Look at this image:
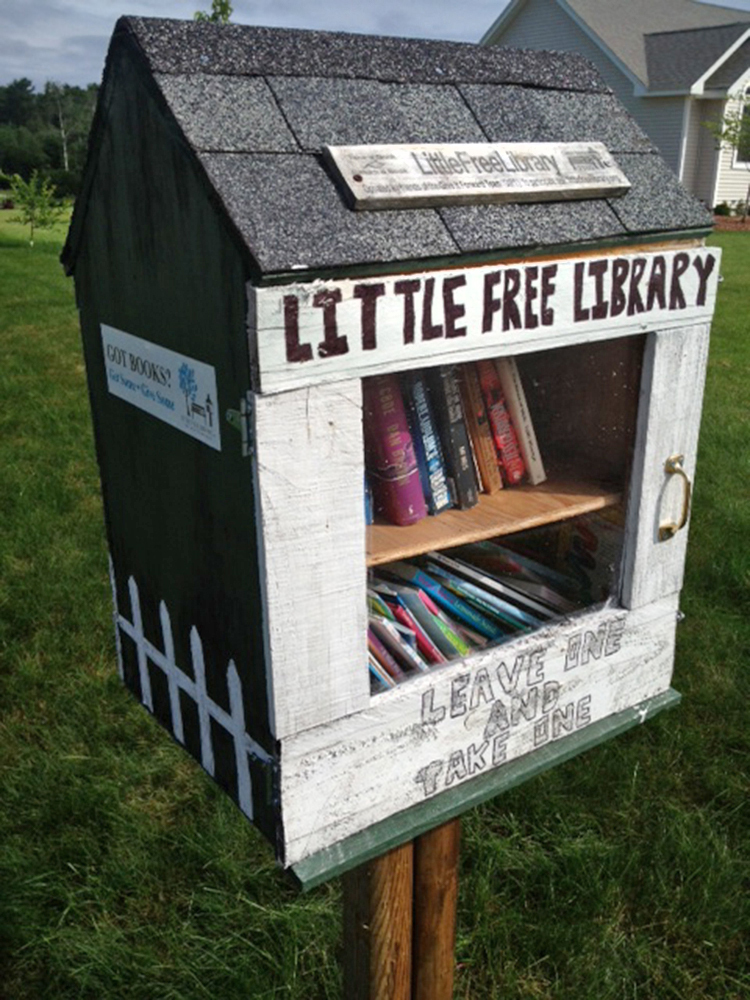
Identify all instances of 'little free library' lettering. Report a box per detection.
[265,249,720,391]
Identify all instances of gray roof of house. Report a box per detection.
[64,16,713,280]
[565,0,750,89]
[705,35,750,89]
[645,21,750,91]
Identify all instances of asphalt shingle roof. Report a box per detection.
[64,16,713,279]
[565,0,750,88]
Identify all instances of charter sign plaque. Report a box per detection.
[325,141,630,210]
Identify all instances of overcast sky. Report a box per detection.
[4,0,750,90]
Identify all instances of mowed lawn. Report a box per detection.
[0,213,748,1000]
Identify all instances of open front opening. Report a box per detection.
[364,335,644,691]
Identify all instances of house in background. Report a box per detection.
[482,0,750,209]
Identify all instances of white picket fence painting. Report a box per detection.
[109,564,272,820]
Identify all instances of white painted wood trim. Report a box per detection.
[279,595,679,865]
[251,249,721,394]
[678,97,691,183]
[621,324,712,609]
[253,379,371,739]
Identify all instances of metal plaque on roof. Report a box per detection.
[324,141,630,210]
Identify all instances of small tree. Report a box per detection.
[194,0,233,24]
[9,170,60,245]
[705,92,750,220]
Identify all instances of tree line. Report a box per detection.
[0,78,98,198]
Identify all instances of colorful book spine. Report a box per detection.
[413,591,474,657]
[363,374,427,526]
[425,561,539,631]
[459,364,503,493]
[384,562,503,640]
[388,600,446,664]
[401,371,452,514]
[476,359,526,485]
[367,626,407,683]
[427,365,479,509]
[494,357,547,485]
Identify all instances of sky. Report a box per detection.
[4,0,750,90]
[0,0,508,89]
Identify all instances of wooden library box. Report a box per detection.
[62,17,720,887]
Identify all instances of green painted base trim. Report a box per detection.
[289,687,681,890]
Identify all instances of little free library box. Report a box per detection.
[63,17,720,888]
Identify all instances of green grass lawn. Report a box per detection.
[1,214,748,999]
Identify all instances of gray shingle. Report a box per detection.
[155,74,299,152]
[703,35,750,90]
[645,23,749,91]
[199,152,459,272]
[65,17,713,279]
[460,85,654,153]
[267,77,488,151]
[439,199,626,253]
[608,154,715,232]
[124,17,608,91]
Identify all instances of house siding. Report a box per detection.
[487,0,685,173]
[713,72,750,206]
[683,98,723,206]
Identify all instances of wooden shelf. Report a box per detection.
[366,479,622,567]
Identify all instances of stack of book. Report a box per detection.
[363,357,546,527]
[367,539,583,693]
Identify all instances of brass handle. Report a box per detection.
[658,454,692,541]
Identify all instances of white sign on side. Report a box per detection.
[101,324,221,451]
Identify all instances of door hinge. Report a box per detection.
[225,392,254,458]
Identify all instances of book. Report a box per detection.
[382,562,504,640]
[369,654,396,691]
[367,625,407,683]
[476,359,526,485]
[426,365,479,509]
[401,371,452,514]
[398,586,472,659]
[414,590,475,658]
[459,364,504,493]
[494,357,546,485]
[424,549,558,621]
[423,560,540,631]
[363,374,427,526]
[389,598,447,665]
[369,616,429,674]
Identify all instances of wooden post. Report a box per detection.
[412,819,461,1000]
[342,819,461,1000]
[342,841,414,1000]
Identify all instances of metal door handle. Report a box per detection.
[658,454,692,541]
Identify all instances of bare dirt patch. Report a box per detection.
[713,214,750,232]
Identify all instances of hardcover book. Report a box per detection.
[494,357,547,485]
[401,371,452,514]
[459,364,504,493]
[426,365,479,509]
[476,359,526,485]
[363,374,427,526]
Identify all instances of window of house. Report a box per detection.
[735,86,750,165]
